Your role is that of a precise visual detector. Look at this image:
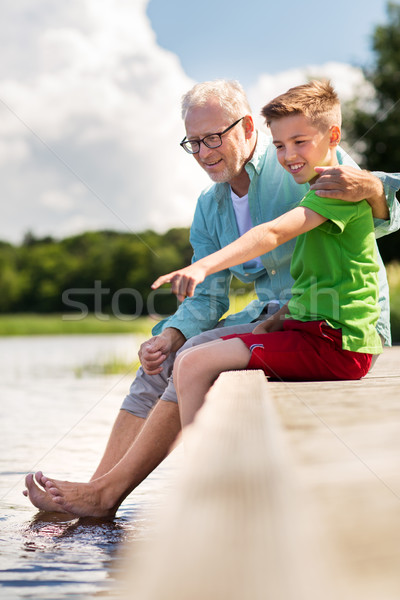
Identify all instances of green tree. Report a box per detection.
[344,2,400,263]
[0,242,28,311]
[0,229,194,316]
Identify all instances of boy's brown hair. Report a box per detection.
[261,80,341,131]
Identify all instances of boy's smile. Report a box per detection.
[269,114,339,184]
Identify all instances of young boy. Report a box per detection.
[152,80,382,428]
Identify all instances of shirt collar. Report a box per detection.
[245,130,270,177]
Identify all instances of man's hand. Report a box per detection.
[311,166,388,219]
[138,328,186,375]
[252,303,289,334]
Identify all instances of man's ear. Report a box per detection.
[329,125,341,146]
[243,115,255,138]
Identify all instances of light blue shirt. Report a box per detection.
[153,132,400,345]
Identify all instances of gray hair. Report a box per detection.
[181,79,252,121]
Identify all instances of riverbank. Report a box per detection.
[0,292,259,337]
[0,314,155,336]
[1,308,399,343]
[1,270,399,341]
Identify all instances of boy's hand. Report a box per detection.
[152,264,208,302]
[252,303,289,334]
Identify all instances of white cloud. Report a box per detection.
[0,0,208,242]
[248,62,374,131]
[40,188,78,211]
[0,3,374,245]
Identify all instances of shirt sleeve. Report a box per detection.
[151,197,231,339]
[371,171,400,239]
[299,192,356,234]
[336,149,400,239]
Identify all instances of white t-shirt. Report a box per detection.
[230,189,263,269]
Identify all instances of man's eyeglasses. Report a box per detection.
[180,117,245,154]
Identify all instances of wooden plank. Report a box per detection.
[268,346,400,600]
[115,370,333,600]
[115,347,400,600]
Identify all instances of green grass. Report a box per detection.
[0,313,155,336]
[387,261,400,343]
[223,290,258,317]
[0,292,259,337]
[0,277,399,344]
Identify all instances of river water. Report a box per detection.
[0,334,181,600]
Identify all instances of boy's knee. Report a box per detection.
[173,348,192,379]
[173,347,202,387]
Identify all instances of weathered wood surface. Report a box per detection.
[116,346,400,600]
[270,346,400,600]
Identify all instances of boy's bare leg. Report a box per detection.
[34,399,181,518]
[174,338,251,429]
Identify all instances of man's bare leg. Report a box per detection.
[23,473,70,513]
[35,399,181,518]
[23,324,257,514]
[24,410,146,512]
[90,410,145,480]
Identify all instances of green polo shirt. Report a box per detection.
[288,190,382,354]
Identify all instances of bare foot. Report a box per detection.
[24,472,70,514]
[39,473,118,519]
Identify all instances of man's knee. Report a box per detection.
[179,331,211,353]
[120,364,171,418]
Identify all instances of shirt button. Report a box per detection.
[244,273,250,277]
[271,270,276,275]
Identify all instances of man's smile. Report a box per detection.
[203,158,223,167]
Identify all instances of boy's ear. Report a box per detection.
[329,125,341,146]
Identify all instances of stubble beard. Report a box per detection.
[204,142,248,185]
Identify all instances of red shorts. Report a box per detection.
[222,320,372,381]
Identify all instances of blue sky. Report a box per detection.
[147,0,389,87]
[0,0,393,242]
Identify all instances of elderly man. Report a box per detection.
[25,79,400,517]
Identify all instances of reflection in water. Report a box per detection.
[1,512,130,599]
[20,513,129,598]
[0,334,179,600]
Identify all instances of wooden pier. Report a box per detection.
[116,346,400,600]
[271,345,400,600]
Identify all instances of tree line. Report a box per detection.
[0,229,193,316]
[0,220,398,317]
